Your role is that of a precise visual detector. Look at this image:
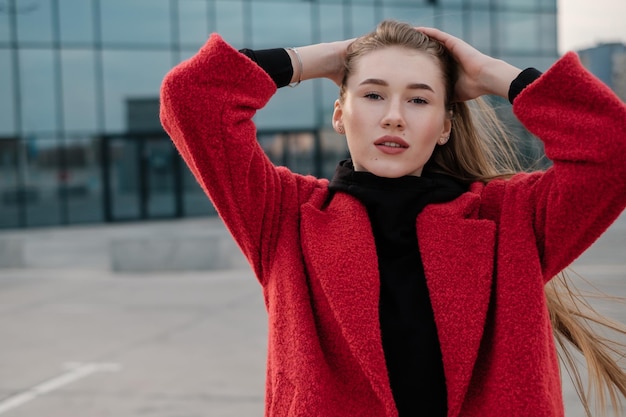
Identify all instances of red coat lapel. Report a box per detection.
[300,192,394,411]
[418,192,495,417]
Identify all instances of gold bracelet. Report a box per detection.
[287,47,302,87]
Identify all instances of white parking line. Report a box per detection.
[0,362,121,414]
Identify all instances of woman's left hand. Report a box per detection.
[417,27,522,102]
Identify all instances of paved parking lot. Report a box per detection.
[0,213,624,416]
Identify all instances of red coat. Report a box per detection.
[160,34,626,417]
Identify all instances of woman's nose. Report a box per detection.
[381,100,405,129]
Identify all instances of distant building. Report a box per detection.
[577,43,626,102]
[0,0,559,229]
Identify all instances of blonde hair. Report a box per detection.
[343,19,626,415]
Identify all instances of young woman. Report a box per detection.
[160,20,626,417]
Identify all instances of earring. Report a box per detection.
[337,125,345,134]
[439,135,449,145]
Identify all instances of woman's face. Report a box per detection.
[333,46,451,178]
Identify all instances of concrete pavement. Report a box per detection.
[0,213,624,416]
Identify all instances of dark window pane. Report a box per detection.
[145,137,176,218]
[182,163,215,217]
[107,137,140,220]
[0,138,20,228]
[23,136,63,227]
[64,135,104,224]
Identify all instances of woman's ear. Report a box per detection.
[438,113,452,145]
[332,99,345,134]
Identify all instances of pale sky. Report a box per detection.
[558,0,626,53]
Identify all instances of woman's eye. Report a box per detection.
[364,92,382,100]
[410,97,428,104]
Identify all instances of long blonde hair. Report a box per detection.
[343,19,626,415]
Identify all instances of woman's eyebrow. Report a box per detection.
[359,78,435,92]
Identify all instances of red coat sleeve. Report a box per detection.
[159,34,316,283]
[511,52,626,280]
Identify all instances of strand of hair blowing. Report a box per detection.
[546,271,626,416]
[346,19,626,416]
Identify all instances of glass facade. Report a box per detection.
[0,0,558,228]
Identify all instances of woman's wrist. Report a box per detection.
[287,39,352,85]
[479,59,523,99]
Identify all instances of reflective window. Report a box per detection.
[498,12,537,54]
[495,0,535,9]
[215,0,245,47]
[102,50,172,132]
[469,11,492,54]
[59,0,93,44]
[255,83,316,130]
[183,164,215,217]
[537,0,557,11]
[0,50,16,136]
[382,6,434,27]
[0,138,20,228]
[251,2,312,49]
[320,128,349,179]
[319,4,345,42]
[469,0,490,6]
[178,0,209,48]
[16,1,53,44]
[62,50,98,132]
[440,0,463,6]
[106,137,140,220]
[538,12,557,54]
[350,5,378,38]
[500,54,557,73]
[258,131,317,176]
[20,49,57,132]
[63,135,104,224]
[100,0,170,46]
[440,9,464,39]
[23,136,63,227]
[0,5,9,42]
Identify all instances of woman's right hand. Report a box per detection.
[288,39,354,86]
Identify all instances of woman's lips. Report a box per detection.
[374,136,409,155]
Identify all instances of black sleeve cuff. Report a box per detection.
[239,48,293,88]
[508,67,543,104]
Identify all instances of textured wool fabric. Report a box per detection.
[160,34,626,417]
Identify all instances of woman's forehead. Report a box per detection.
[349,47,445,90]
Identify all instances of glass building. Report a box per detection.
[0,0,558,229]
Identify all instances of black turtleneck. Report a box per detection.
[329,160,467,417]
